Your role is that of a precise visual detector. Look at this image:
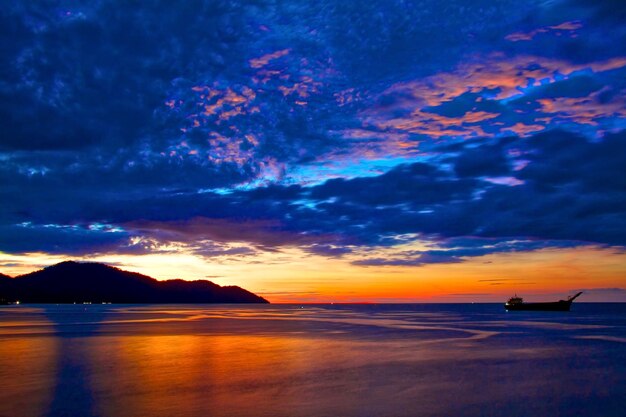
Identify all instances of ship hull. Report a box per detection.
[505,301,572,312]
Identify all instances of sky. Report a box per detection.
[1,0,626,302]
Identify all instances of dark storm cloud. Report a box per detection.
[297,129,626,249]
[0,1,367,187]
[466,131,626,245]
[123,218,321,249]
[469,131,626,245]
[350,238,592,267]
[0,1,257,151]
[353,253,463,267]
[1,1,625,266]
[309,163,477,206]
[422,92,505,119]
[305,244,353,258]
[568,0,626,24]
[0,150,252,226]
[436,237,587,258]
[187,242,258,259]
[453,144,510,178]
[514,75,604,101]
[0,224,129,255]
[2,127,625,261]
[313,0,529,82]
[501,0,626,63]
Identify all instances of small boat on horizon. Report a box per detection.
[505,292,583,311]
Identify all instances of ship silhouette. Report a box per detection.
[505,292,583,311]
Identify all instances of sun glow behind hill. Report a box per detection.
[2,245,625,303]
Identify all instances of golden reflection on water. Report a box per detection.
[0,327,565,417]
[83,331,523,417]
[89,333,371,417]
[0,318,57,417]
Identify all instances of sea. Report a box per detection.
[0,303,624,417]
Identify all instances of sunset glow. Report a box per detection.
[1,1,625,302]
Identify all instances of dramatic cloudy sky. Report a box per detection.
[1,0,625,301]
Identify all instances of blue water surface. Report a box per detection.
[0,303,624,417]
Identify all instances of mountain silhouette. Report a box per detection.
[0,261,268,304]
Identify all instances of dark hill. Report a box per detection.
[0,261,268,304]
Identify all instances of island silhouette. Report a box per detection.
[0,261,268,304]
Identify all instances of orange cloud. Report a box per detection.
[249,49,290,69]
[537,88,626,126]
[383,54,626,104]
[505,20,583,42]
[503,123,545,136]
[360,54,626,144]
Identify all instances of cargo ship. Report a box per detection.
[504,292,582,311]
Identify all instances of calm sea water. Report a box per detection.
[0,303,624,417]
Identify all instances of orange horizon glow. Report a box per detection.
[1,245,625,303]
